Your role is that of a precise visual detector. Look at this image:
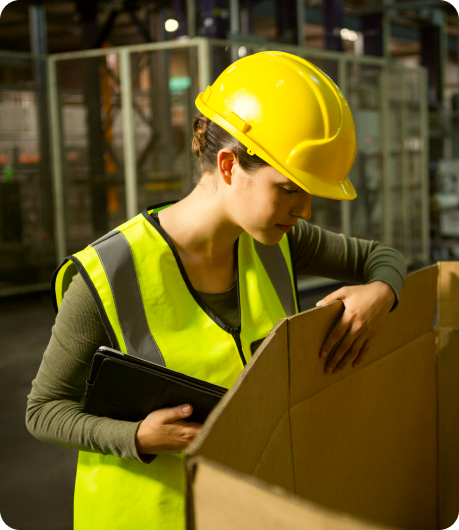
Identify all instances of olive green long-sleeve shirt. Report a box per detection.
[26,219,407,463]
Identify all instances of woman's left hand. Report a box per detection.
[315,281,396,374]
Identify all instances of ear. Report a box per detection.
[217,148,237,185]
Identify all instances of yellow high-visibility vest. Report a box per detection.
[52,203,298,529]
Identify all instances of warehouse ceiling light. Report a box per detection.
[165,19,179,32]
[238,46,247,58]
[340,28,358,41]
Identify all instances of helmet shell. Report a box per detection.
[195,51,358,200]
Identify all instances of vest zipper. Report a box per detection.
[231,329,246,367]
[232,239,246,367]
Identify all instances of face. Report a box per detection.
[218,149,312,245]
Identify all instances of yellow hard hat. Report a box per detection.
[195,51,357,200]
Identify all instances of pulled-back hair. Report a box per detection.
[191,113,268,185]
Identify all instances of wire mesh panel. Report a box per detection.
[345,61,384,241]
[51,42,203,261]
[401,68,426,265]
[130,46,200,211]
[0,53,55,293]
[55,55,127,256]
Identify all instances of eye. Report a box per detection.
[282,187,299,194]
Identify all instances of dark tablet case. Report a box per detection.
[83,346,227,424]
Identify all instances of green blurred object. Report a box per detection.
[4,165,14,182]
[169,76,191,92]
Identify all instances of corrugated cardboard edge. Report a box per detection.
[190,457,400,530]
[185,317,289,529]
[435,261,459,529]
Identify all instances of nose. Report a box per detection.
[292,191,312,220]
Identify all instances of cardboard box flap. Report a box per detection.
[191,458,398,530]
[186,318,290,476]
[289,330,437,530]
[437,262,459,328]
[252,409,295,493]
[288,264,438,407]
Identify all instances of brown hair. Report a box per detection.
[191,113,268,185]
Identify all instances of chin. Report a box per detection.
[248,229,283,246]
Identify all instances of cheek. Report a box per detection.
[241,187,279,225]
[235,188,286,237]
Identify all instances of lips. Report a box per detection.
[277,224,292,232]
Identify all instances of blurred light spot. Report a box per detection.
[203,17,214,28]
[404,136,421,150]
[340,28,358,41]
[165,19,179,32]
[238,46,247,58]
[106,53,117,69]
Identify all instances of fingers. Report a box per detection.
[320,316,352,362]
[170,420,202,446]
[316,287,347,307]
[331,335,367,372]
[352,338,372,368]
[173,420,202,438]
[321,316,371,373]
[323,331,373,373]
[324,324,360,373]
[157,404,193,424]
[136,405,202,455]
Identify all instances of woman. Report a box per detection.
[26,51,406,529]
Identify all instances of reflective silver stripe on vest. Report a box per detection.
[253,240,296,317]
[92,231,166,366]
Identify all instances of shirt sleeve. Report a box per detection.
[25,272,155,464]
[289,219,407,311]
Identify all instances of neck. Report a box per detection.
[158,178,243,265]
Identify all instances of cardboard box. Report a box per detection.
[185,262,459,530]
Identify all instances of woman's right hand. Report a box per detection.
[135,404,202,455]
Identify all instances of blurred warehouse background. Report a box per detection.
[0,0,458,529]
[0,0,457,297]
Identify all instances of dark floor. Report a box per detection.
[0,284,342,530]
[0,291,77,530]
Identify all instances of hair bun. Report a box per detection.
[192,114,210,159]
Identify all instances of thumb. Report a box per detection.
[160,404,193,424]
[316,288,345,307]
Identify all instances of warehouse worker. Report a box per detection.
[26,51,406,530]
